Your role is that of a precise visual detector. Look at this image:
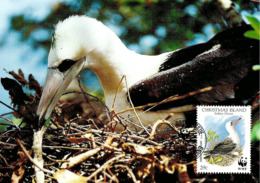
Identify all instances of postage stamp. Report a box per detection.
[196,106,251,173]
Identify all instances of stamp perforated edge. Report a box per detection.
[196,105,251,174]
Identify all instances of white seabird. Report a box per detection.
[205,118,241,157]
[36,15,258,131]
[36,16,186,130]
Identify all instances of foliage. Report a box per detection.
[244,15,260,40]
[244,15,260,71]
[209,155,223,164]
[206,129,219,143]
[44,118,51,126]
[204,129,243,166]
[1,70,42,129]
[9,0,257,58]
[206,129,222,165]
[251,122,260,142]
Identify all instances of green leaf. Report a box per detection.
[207,136,212,142]
[215,156,223,162]
[244,15,260,40]
[12,117,22,125]
[214,135,220,139]
[12,117,26,128]
[209,156,214,164]
[253,65,260,71]
[244,30,260,40]
[246,15,260,33]
[45,118,51,126]
[208,129,211,135]
[211,131,216,136]
[251,122,260,142]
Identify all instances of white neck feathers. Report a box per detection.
[226,122,240,146]
[51,15,168,109]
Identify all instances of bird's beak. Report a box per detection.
[232,118,241,126]
[37,57,86,121]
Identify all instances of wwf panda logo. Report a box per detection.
[238,157,247,167]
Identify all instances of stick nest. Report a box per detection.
[0,69,259,183]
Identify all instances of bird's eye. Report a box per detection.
[57,59,76,72]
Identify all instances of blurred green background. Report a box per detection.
[0,0,259,138]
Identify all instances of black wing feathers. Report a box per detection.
[209,137,237,154]
[129,25,259,109]
[159,42,214,71]
[159,25,255,72]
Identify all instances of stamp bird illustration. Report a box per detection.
[204,118,241,159]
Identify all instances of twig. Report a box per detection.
[118,116,143,130]
[0,153,11,167]
[42,145,89,150]
[103,170,117,182]
[67,131,122,152]
[68,126,84,134]
[115,165,140,183]
[0,112,13,116]
[116,86,213,114]
[129,134,162,146]
[61,147,101,169]
[0,141,17,147]
[0,101,18,112]
[112,76,125,109]
[107,167,119,182]
[252,93,259,111]
[32,126,50,183]
[88,118,99,130]
[108,76,126,131]
[15,137,53,174]
[0,115,21,131]
[43,153,69,164]
[62,91,110,113]
[149,120,179,140]
[77,76,102,125]
[0,123,16,127]
[95,140,122,152]
[0,166,15,170]
[85,154,124,181]
[124,75,150,135]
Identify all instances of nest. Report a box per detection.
[0,69,259,183]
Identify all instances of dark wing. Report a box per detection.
[209,137,237,154]
[129,25,259,110]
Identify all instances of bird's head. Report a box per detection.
[226,118,241,129]
[37,15,127,124]
[37,16,92,121]
[36,56,86,121]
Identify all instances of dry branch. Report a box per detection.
[60,147,101,169]
[32,126,47,183]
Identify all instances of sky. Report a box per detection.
[0,0,71,115]
[0,1,259,115]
